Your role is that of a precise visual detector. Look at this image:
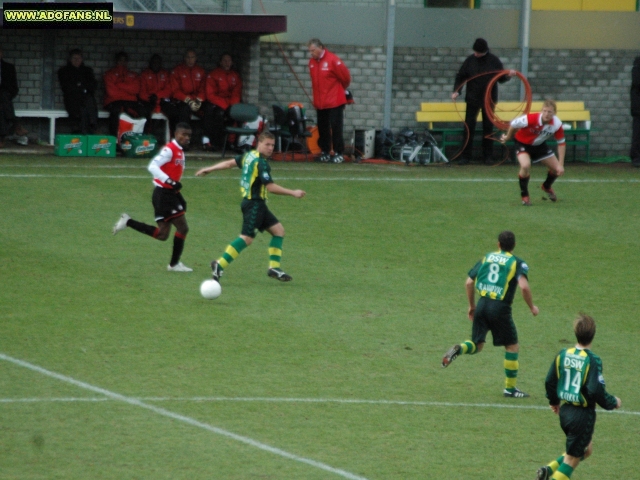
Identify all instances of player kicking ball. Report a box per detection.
[500,99,565,206]
[195,132,306,282]
[112,122,193,272]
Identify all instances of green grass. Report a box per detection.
[1,156,639,479]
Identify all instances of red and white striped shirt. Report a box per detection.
[512,113,565,146]
[148,140,185,188]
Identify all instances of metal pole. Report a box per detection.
[519,0,531,101]
[383,0,396,130]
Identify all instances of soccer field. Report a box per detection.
[1,156,638,479]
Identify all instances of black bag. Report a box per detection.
[375,129,394,159]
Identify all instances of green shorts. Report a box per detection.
[240,199,279,238]
[559,403,596,458]
[471,297,518,347]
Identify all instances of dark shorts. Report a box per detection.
[240,199,278,238]
[559,403,596,458]
[152,187,186,222]
[471,297,518,347]
[514,140,556,163]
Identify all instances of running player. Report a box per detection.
[112,122,193,272]
[442,230,539,398]
[195,131,306,282]
[500,99,565,206]
[536,314,621,480]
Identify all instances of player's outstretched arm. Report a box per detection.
[500,126,517,144]
[518,276,539,316]
[266,183,306,198]
[195,158,237,176]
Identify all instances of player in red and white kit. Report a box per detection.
[112,123,193,272]
[501,99,566,206]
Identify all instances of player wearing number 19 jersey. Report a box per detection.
[535,314,621,480]
[442,231,539,398]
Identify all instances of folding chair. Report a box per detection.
[286,105,312,161]
[222,103,260,157]
[270,105,293,157]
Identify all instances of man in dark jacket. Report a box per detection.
[0,46,28,146]
[630,55,640,167]
[451,38,514,165]
[58,49,98,134]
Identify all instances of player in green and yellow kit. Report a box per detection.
[442,230,539,398]
[536,314,621,480]
[195,132,306,282]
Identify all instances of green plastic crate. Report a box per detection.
[54,134,86,156]
[120,133,160,158]
[86,135,117,157]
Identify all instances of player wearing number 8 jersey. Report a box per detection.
[442,231,539,398]
[535,314,621,480]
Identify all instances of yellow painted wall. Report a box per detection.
[583,0,636,10]
[533,0,636,11]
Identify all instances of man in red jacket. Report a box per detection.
[103,51,145,137]
[168,49,206,146]
[139,54,173,135]
[308,38,351,164]
[203,53,243,150]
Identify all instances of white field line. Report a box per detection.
[0,172,638,183]
[0,353,369,480]
[2,393,638,416]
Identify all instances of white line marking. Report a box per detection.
[0,397,110,403]
[2,394,638,416]
[0,173,637,183]
[0,353,369,480]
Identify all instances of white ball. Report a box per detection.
[200,279,221,300]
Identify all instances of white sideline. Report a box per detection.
[0,353,370,480]
[0,171,638,183]
[3,394,638,416]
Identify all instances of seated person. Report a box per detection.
[139,54,172,135]
[203,53,242,150]
[58,48,98,134]
[0,46,28,147]
[167,49,206,145]
[103,51,145,138]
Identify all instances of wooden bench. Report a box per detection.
[415,101,592,161]
[15,109,172,145]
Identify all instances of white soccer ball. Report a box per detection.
[200,279,221,300]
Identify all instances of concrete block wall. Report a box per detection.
[1,29,635,158]
[260,42,387,132]
[527,49,636,156]
[260,42,636,158]
[392,46,522,127]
